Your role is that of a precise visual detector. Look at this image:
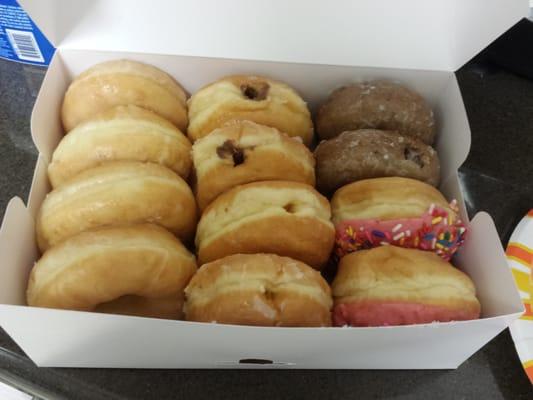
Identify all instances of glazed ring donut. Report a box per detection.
[331,177,466,260]
[27,224,197,319]
[314,129,440,194]
[316,80,435,144]
[49,105,192,188]
[196,180,334,268]
[187,75,313,145]
[62,59,188,132]
[192,120,315,210]
[331,246,480,326]
[36,161,197,252]
[184,253,332,327]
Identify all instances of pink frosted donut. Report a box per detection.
[331,177,466,261]
[333,302,478,327]
[331,246,481,327]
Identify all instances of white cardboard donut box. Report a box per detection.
[0,0,528,369]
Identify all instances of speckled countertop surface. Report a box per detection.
[0,53,533,399]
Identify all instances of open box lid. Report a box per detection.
[18,0,528,72]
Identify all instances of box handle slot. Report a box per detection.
[239,358,273,365]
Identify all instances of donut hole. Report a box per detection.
[240,82,269,101]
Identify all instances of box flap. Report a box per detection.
[18,0,528,71]
[0,197,37,306]
[455,212,525,316]
[0,305,521,368]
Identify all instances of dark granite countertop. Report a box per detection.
[1,43,533,399]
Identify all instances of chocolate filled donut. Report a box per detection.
[187,75,313,145]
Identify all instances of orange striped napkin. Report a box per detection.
[506,209,533,384]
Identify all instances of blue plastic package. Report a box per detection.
[0,0,54,66]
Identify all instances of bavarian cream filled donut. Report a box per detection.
[62,59,188,132]
[27,224,197,319]
[36,161,197,252]
[187,75,313,145]
[49,105,192,188]
[192,120,315,210]
[331,246,481,327]
[196,181,334,268]
[316,81,436,144]
[184,253,332,327]
[331,177,466,260]
[314,129,440,194]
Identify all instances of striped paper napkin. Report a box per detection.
[506,210,533,383]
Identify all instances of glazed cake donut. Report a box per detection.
[49,105,192,188]
[62,59,188,132]
[184,253,332,327]
[314,129,440,194]
[192,120,315,210]
[196,181,335,268]
[36,161,197,252]
[316,81,436,144]
[331,246,481,326]
[331,177,466,260]
[187,75,313,145]
[27,224,197,319]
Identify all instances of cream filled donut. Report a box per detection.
[331,177,466,260]
[195,181,334,268]
[27,224,197,319]
[187,75,313,145]
[331,246,481,327]
[62,59,188,132]
[184,253,332,327]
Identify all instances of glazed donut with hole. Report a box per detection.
[49,105,192,188]
[27,224,197,319]
[36,161,197,251]
[62,59,188,132]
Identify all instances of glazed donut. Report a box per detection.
[49,105,192,188]
[184,254,332,327]
[331,177,466,260]
[62,59,188,132]
[196,181,334,268]
[36,161,197,252]
[192,120,315,210]
[314,129,440,194]
[187,75,313,145]
[316,81,435,144]
[27,224,197,319]
[331,246,481,326]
